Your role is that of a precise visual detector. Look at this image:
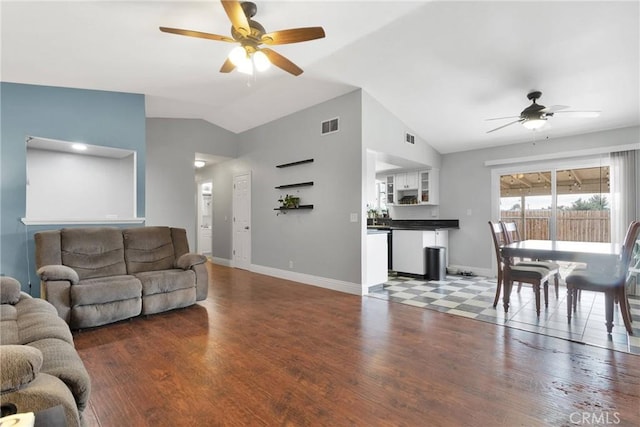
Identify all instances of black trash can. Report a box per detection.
[426,246,446,280]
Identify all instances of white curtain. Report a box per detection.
[610,150,638,246]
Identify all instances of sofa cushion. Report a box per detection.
[0,305,19,345]
[0,276,22,304]
[70,275,141,306]
[134,269,195,296]
[124,227,176,274]
[61,228,126,280]
[0,345,43,393]
[71,298,141,330]
[15,299,74,346]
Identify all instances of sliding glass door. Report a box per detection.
[500,171,552,240]
[498,161,611,243]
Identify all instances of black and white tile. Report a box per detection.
[368,273,640,355]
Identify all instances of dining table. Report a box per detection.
[499,239,621,313]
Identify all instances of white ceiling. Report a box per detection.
[2,1,639,154]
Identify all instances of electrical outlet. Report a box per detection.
[289,260,293,269]
[350,213,358,222]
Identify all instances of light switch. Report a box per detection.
[467,209,473,216]
[350,213,359,222]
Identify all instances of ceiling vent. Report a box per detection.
[405,132,415,144]
[321,117,339,135]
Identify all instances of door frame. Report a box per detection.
[232,172,252,270]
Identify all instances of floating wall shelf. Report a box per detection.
[274,205,314,211]
[276,159,314,168]
[275,181,314,189]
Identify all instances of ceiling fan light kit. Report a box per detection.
[160,0,325,77]
[521,118,547,130]
[486,90,601,134]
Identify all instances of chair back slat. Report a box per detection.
[500,221,522,244]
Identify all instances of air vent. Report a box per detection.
[321,117,339,135]
[405,132,415,144]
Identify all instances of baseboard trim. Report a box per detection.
[210,257,232,267]
[250,264,364,296]
[447,265,493,278]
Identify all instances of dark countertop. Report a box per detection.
[367,219,459,230]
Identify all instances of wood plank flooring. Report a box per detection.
[75,263,640,426]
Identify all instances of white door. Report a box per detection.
[232,173,251,270]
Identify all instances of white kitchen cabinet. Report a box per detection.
[419,169,439,205]
[395,172,419,190]
[388,169,439,206]
[392,229,448,276]
[386,175,395,205]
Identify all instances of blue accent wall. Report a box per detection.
[1,83,146,295]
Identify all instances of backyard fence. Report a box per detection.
[500,210,610,242]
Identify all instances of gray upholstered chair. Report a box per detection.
[565,221,640,334]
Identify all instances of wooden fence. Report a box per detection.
[500,210,610,242]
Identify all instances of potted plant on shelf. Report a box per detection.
[278,194,300,209]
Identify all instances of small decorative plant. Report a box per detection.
[278,194,300,208]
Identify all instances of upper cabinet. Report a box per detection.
[420,169,439,205]
[387,168,439,206]
[395,172,419,190]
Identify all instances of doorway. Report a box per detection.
[197,181,212,255]
[232,173,251,270]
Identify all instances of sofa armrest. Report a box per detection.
[176,253,206,270]
[0,345,43,393]
[37,265,79,285]
[0,276,22,304]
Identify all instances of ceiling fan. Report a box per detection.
[159,0,325,76]
[486,91,600,133]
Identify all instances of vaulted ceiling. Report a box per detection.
[2,1,638,154]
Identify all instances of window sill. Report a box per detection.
[21,218,145,226]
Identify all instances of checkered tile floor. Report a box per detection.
[368,273,640,355]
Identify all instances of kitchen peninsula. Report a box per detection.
[367,219,459,278]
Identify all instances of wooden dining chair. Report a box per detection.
[566,220,640,335]
[489,221,552,315]
[500,221,561,298]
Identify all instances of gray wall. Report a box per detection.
[362,92,441,168]
[439,126,640,273]
[146,118,236,247]
[210,90,364,285]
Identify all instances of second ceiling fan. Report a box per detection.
[160,0,325,76]
[486,91,600,133]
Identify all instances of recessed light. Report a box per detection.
[194,160,206,168]
[72,143,88,151]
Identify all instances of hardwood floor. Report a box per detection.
[75,263,640,426]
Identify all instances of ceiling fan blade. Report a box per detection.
[551,110,601,118]
[261,48,303,76]
[485,115,520,121]
[486,119,524,134]
[221,0,250,37]
[220,58,236,73]
[261,27,326,45]
[159,27,235,43]
[540,105,569,114]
